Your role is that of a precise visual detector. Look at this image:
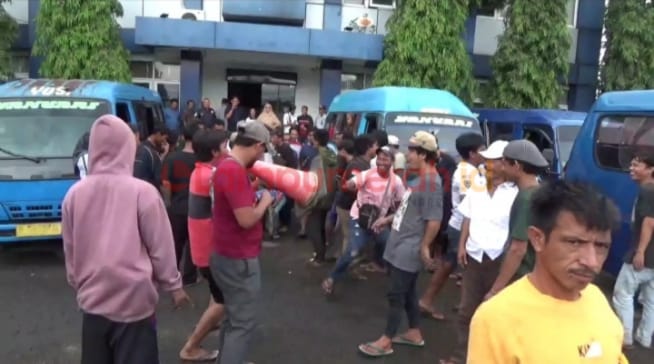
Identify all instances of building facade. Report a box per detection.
[7,0,604,113]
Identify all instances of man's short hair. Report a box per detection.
[338,139,355,155]
[193,129,228,162]
[455,132,485,160]
[182,122,200,140]
[353,134,375,156]
[530,180,620,238]
[313,129,329,147]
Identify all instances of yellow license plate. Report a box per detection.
[15,222,62,237]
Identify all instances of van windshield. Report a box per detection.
[384,112,481,154]
[556,125,581,166]
[0,98,110,159]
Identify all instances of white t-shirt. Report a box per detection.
[448,161,486,230]
[77,154,89,179]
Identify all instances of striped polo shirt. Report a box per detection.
[188,162,215,268]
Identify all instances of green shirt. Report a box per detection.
[509,186,538,278]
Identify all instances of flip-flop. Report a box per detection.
[179,349,219,362]
[358,342,394,357]
[321,279,334,295]
[391,335,425,347]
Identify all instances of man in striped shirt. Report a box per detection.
[179,129,229,362]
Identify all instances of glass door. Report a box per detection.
[155,82,180,105]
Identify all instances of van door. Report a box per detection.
[132,100,165,140]
[488,121,515,142]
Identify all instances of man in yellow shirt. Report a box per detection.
[467,180,629,364]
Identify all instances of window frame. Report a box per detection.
[593,114,654,172]
[342,0,396,9]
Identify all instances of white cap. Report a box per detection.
[388,135,399,146]
[480,140,509,160]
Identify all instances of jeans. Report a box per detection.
[210,254,261,364]
[384,264,420,338]
[329,218,390,281]
[612,263,654,348]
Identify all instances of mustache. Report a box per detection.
[569,268,597,279]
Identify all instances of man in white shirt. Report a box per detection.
[440,140,518,364]
[315,105,327,129]
[419,132,486,320]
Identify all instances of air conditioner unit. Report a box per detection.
[171,10,206,21]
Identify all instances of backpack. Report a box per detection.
[312,146,339,210]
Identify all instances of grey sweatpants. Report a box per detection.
[210,253,261,364]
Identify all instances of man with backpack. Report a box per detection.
[307,129,339,266]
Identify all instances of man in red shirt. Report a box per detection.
[210,120,275,364]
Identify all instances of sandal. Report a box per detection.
[358,342,394,357]
[419,302,445,320]
[391,335,425,347]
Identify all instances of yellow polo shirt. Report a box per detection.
[468,276,628,364]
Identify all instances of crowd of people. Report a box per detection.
[59,98,654,364]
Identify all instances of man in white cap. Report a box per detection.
[439,140,518,364]
[387,134,407,175]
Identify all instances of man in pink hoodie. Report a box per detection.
[62,115,190,364]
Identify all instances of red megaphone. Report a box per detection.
[249,161,325,207]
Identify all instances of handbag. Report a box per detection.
[357,175,392,230]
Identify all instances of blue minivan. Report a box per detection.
[473,109,586,180]
[564,90,654,275]
[326,87,483,155]
[0,79,165,244]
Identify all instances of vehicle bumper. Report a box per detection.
[0,221,62,244]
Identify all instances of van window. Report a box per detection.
[331,112,359,136]
[133,101,164,139]
[490,122,514,142]
[523,124,554,151]
[596,115,654,171]
[364,113,382,133]
[116,102,131,123]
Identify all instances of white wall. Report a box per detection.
[117,0,223,28]
[202,50,321,114]
[3,0,28,24]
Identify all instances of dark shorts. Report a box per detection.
[199,267,225,304]
[81,313,158,364]
[444,226,461,266]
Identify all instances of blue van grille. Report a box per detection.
[5,203,61,221]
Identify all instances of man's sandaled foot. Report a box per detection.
[180,348,219,362]
[358,342,394,357]
[391,334,425,347]
[321,278,334,295]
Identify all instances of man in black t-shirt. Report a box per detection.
[613,151,654,349]
[162,122,201,286]
[134,123,167,190]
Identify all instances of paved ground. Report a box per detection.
[0,238,651,364]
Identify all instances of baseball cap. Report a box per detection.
[388,135,400,146]
[502,139,549,168]
[236,120,274,153]
[480,140,509,160]
[376,145,395,160]
[408,131,438,152]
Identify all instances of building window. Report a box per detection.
[474,79,489,107]
[558,86,569,110]
[343,0,365,5]
[341,73,365,91]
[595,115,654,171]
[493,0,577,26]
[369,0,395,8]
[130,61,153,79]
[342,0,396,8]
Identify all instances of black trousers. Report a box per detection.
[169,212,197,284]
[307,208,329,261]
[81,313,159,364]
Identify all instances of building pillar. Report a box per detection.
[28,0,41,78]
[180,51,203,106]
[319,59,342,108]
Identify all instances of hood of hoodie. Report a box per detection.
[88,115,136,176]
